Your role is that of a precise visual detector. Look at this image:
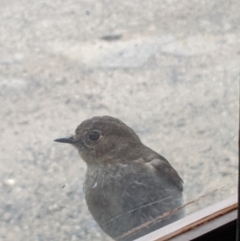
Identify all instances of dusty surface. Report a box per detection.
[0,0,239,240]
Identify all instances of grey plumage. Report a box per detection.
[55,116,184,240]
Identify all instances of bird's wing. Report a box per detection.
[148,157,183,192]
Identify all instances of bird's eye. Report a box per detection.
[89,131,100,141]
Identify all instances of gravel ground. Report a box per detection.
[0,1,239,240]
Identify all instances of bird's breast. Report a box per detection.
[83,162,183,239]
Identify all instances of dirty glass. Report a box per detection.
[0,1,239,241]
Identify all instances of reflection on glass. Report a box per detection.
[0,1,238,241]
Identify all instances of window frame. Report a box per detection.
[135,195,237,241]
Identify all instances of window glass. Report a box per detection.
[1,1,238,240]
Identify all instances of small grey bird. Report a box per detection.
[55,116,184,241]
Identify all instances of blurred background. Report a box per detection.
[0,0,239,240]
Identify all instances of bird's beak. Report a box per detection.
[54,136,76,144]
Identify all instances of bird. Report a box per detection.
[54,116,184,241]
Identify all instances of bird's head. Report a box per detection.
[54,116,142,165]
